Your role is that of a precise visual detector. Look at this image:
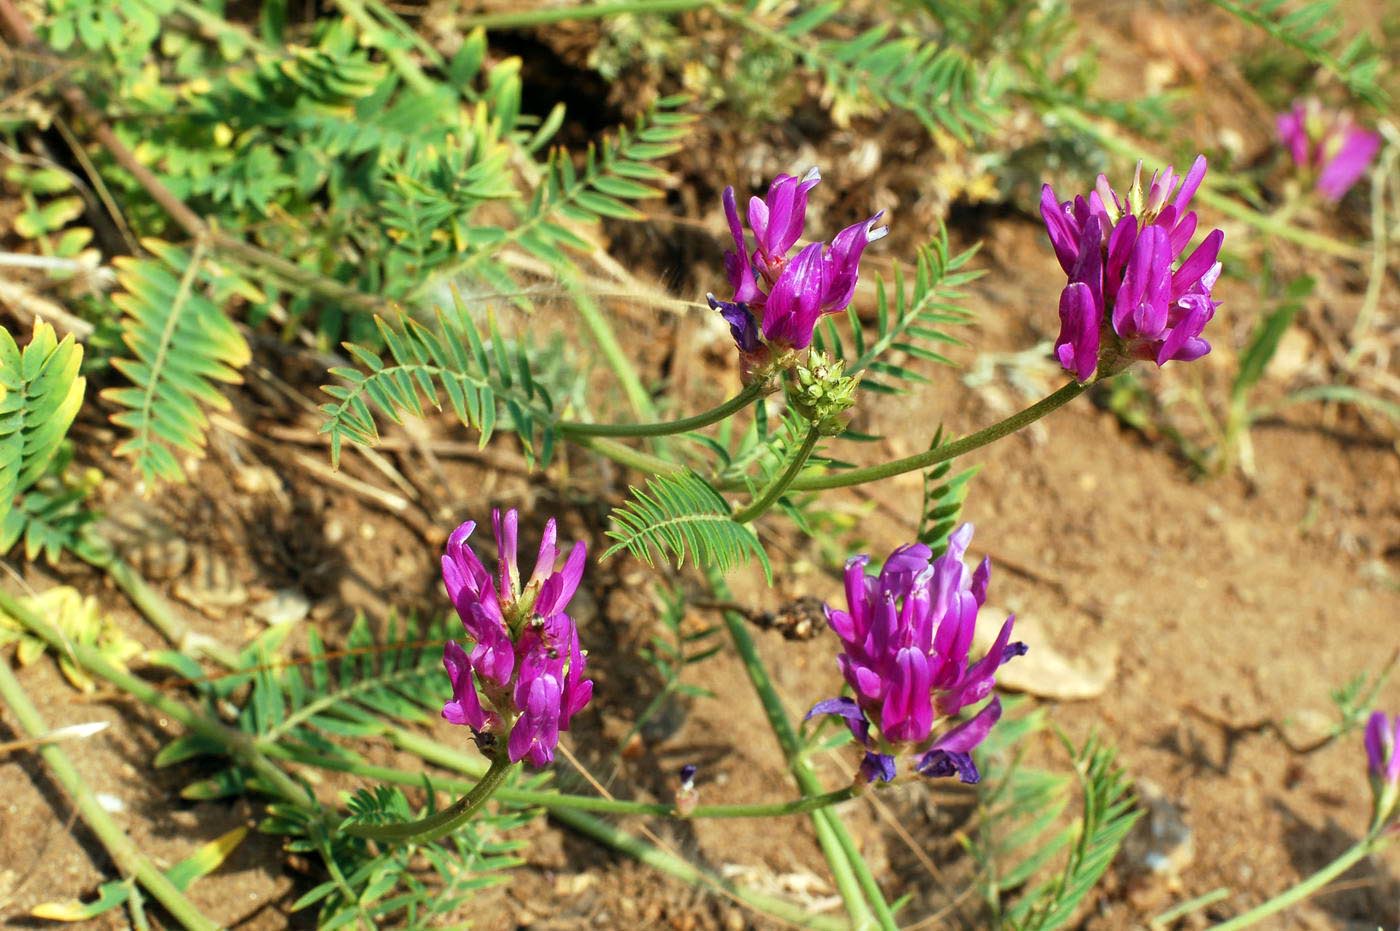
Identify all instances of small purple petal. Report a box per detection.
[916,749,980,784]
[1171,155,1207,214]
[1040,184,1080,275]
[1316,127,1380,202]
[1055,282,1100,384]
[1171,229,1224,302]
[762,242,826,349]
[860,752,897,784]
[707,294,760,353]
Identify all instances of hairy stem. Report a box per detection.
[730,425,822,523]
[0,661,218,931]
[794,380,1086,491]
[1209,833,1388,930]
[559,380,765,438]
[392,725,860,817]
[344,753,517,844]
[459,0,712,30]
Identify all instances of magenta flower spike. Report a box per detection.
[440,511,592,767]
[709,168,886,377]
[1040,155,1224,383]
[1277,100,1381,202]
[806,525,1026,785]
[1365,711,1400,826]
[1366,711,1400,785]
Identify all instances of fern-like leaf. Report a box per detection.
[604,470,772,581]
[812,228,980,398]
[411,94,695,301]
[1205,0,1387,108]
[729,5,1005,143]
[318,298,565,468]
[102,241,258,484]
[0,320,85,510]
[916,427,979,557]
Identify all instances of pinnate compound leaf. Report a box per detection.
[101,241,256,485]
[604,470,771,581]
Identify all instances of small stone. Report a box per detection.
[1122,778,1194,881]
[1279,708,1334,751]
[95,793,125,813]
[251,589,312,626]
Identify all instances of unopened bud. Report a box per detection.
[787,351,857,435]
[674,764,699,817]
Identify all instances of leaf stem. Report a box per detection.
[0,655,219,931]
[343,752,517,844]
[730,425,821,523]
[1209,833,1389,930]
[794,380,1086,491]
[458,0,713,30]
[559,380,764,438]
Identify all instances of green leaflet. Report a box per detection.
[0,320,86,510]
[318,300,571,469]
[604,469,773,581]
[812,228,980,400]
[102,241,259,484]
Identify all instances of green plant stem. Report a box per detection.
[73,539,241,670]
[0,586,307,804]
[305,725,862,819]
[1345,142,1393,371]
[794,380,1086,492]
[0,659,218,931]
[560,268,658,425]
[570,435,683,475]
[559,380,765,438]
[458,0,712,30]
[730,425,822,523]
[344,753,517,844]
[1209,833,1388,930]
[708,568,893,931]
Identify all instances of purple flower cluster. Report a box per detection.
[1277,100,1381,203]
[708,168,886,375]
[440,510,593,767]
[807,525,1025,785]
[1041,157,1224,383]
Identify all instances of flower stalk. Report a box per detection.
[559,379,766,438]
[730,424,822,523]
[789,379,1089,491]
[343,753,518,844]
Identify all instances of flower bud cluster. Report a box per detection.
[788,351,858,436]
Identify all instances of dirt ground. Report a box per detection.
[1,2,1399,930]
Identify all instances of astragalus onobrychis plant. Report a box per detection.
[0,0,1396,928]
